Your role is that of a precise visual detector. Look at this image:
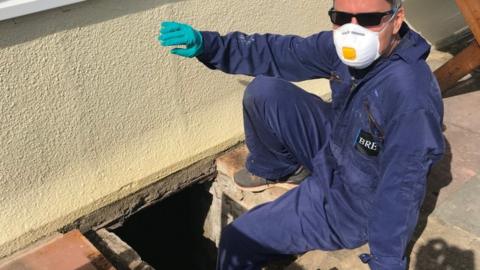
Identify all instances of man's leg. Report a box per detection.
[216,76,338,269]
[216,176,343,270]
[242,75,332,180]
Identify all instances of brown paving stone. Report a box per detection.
[0,230,115,270]
[433,175,480,236]
[216,145,248,179]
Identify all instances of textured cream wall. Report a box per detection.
[0,0,332,257]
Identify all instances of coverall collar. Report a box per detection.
[348,22,431,81]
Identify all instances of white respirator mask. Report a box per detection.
[333,14,396,69]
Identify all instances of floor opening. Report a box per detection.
[111,181,217,270]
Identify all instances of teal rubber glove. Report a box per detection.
[158,21,204,58]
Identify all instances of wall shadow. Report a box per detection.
[414,239,475,270]
[0,0,186,48]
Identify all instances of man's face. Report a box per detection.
[333,0,405,55]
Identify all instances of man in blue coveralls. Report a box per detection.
[158,0,445,269]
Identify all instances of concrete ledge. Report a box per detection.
[59,150,220,235]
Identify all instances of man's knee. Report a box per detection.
[243,76,297,109]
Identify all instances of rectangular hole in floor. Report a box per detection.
[110,182,217,270]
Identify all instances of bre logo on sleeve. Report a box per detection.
[354,129,380,156]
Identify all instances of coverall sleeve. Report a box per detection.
[196,31,336,81]
[365,109,444,270]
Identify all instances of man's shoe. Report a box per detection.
[233,166,310,192]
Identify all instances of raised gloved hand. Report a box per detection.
[158,21,204,58]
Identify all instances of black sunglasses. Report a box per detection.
[328,8,395,27]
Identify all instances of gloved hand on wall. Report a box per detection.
[158,21,204,58]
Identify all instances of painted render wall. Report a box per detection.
[0,0,333,257]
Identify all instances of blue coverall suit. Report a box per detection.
[197,23,445,270]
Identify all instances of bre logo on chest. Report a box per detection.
[354,129,380,156]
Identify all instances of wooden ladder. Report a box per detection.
[434,0,480,94]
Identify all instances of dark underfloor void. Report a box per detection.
[112,181,217,270]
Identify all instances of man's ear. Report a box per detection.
[393,7,405,34]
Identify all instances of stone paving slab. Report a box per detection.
[433,91,480,205]
[434,174,480,236]
[0,230,114,270]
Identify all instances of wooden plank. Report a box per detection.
[455,0,480,43]
[434,0,480,92]
[434,41,480,93]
